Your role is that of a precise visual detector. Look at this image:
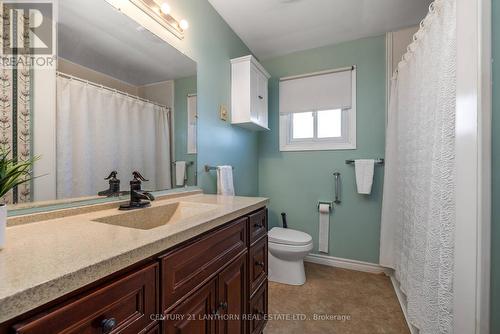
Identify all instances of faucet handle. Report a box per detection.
[105,171,118,180]
[132,171,149,182]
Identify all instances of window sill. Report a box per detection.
[279,142,357,152]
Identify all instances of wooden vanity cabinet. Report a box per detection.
[5,207,268,334]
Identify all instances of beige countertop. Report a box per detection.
[0,193,268,323]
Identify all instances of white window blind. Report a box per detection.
[279,68,353,114]
[279,67,357,151]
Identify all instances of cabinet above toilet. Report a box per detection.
[230,55,271,131]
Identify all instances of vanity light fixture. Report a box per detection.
[129,0,188,39]
[179,19,189,30]
[160,2,170,15]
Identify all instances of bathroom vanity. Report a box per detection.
[0,192,268,334]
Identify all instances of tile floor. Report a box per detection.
[264,263,410,334]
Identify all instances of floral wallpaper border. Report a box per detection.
[0,4,33,204]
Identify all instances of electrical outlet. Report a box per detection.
[219,105,228,121]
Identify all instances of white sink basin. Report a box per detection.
[92,202,218,230]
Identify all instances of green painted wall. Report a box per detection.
[170,0,258,196]
[491,0,500,332]
[259,36,386,263]
[174,75,197,186]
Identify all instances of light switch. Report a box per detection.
[219,105,229,121]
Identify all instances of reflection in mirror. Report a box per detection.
[11,0,197,208]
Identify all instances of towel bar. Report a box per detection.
[345,158,385,165]
[172,161,194,166]
[204,165,235,172]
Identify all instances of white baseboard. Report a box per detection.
[304,253,390,274]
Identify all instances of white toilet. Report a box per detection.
[268,227,313,285]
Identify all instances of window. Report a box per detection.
[187,94,197,154]
[279,68,356,151]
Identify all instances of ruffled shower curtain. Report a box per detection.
[56,76,171,199]
[379,0,456,333]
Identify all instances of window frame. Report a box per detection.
[279,68,357,152]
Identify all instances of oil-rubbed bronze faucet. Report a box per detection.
[119,171,155,210]
[98,171,130,197]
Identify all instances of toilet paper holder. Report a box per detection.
[318,201,333,212]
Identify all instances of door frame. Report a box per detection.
[454,0,491,333]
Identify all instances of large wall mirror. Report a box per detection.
[9,0,197,209]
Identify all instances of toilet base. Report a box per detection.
[268,251,306,285]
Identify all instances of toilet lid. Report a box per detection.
[268,227,313,246]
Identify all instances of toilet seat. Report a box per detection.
[268,241,313,254]
[268,227,313,246]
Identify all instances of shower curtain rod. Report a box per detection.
[56,72,170,110]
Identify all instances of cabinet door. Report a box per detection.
[217,252,247,334]
[165,279,217,334]
[250,64,260,124]
[257,71,268,128]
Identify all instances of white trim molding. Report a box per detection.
[454,0,491,333]
[304,254,390,275]
[385,32,393,125]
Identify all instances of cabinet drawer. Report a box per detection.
[249,237,267,296]
[161,218,247,311]
[248,209,267,245]
[13,263,159,334]
[248,281,268,334]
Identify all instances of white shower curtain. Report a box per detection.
[380,0,456,333]
[56,76,171,199]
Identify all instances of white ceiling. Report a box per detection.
[209,0,433,59]
[58,0,196,86]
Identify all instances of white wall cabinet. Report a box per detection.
[231,55,271,131]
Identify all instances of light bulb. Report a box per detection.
[160,2,171,15]
[179,19,189,30]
